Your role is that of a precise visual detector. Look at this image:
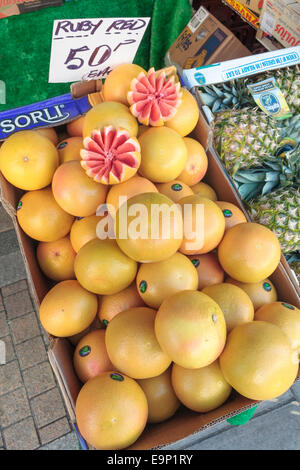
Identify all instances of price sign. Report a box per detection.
[48,17,150,83]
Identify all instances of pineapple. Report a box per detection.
[285,252,300,285]
[198,65,300,114]
[213,109,300,175]
[234,146,300,201]
[248,187,300,254]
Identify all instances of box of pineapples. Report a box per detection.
[0,63,299,451]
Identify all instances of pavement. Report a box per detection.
[0,201,299,451]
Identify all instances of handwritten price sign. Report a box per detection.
[48,17,150,83]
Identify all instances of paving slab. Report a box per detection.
[0,230,20,257]
[0,360,23,396]
[15,336,47,371]
[2,280,27,298]
[3,417,39,450]
[23,362,56,399]
[4,289,33,320]
[10,312,40,345]
[0,204,13,233]
[164,389,294,450]
[39,431,78,450]
[0,387,31,428]
[0,252,26,288]
[38,417,71,446]
[31,388,67,429]
[183,402,300,450]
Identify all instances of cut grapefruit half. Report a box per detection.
[127,67,182,127]
[80,125,141,185]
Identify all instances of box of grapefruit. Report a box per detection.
[0,64,299,450]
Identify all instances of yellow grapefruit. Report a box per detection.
[76,372,148,450]
[0,131,59,190]
[172,361,231,413]
[17,188,74,242]
[105,307,171,379]
[219,321,298,400]
[74,238,137,295]
[155,290,226,369]
[40,280,98,337]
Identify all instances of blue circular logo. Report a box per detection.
[194,72,206,85]
[260,93,280,114]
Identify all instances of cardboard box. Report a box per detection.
[165,6,250,75]
[237,0,265,14]
[259,0,300,48]
[0,0,63,19]
[181,45,300,87]
[221,0,260,29]
[0,82,299,449]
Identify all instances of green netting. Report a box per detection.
[0,0,192,111]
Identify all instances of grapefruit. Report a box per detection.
[136,252,198,309]
[202,283,254,332]
[81,126,141,185]
[165,88,199,137]
[127,67,182,126]
[34,127,58,145]
[52,160,108,217]
[191,181,217,200]
[74,238,137,295]
[17,188,74,242]
[67,116,85,137]
[219,321,298,400]
[98,283,145,326]
[178,195,225,255]
[0,131,59,190]
[137,367,180,423]
[106,174,158,215]
[83,101,138,139]
[155,290,226,369]
[75,372,148,450]
[172,361,232,413]
[40,280,98,337]
[218,223,281,283]
[73,329,113,383]
[226,277,278,311]
[57,137,83,163]
[103,63,145,105]
[255,302,300,356]
[156,180,193,203]
[105,307,171,379]
[138,127,187,183]
[68,316,103,347]
[215,201,247,232]
[36,236,76,281]
[178,138,208,186]
[70,215,104,253]
[189,253,224,290]
[115,192,183,263]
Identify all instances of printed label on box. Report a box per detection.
[181,46,300,87]
[48,17,150,83]
[187,6,209,33]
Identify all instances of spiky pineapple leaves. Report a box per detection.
[234,146,300,201]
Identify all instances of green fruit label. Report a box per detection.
[79,345,91,357]
[103,319,109,326]
[223,209,232,218]
[263,282,271,292]
[171,183,182,191]
[282,303,295,310]
[110,373,124,382]
[139,280,147,293]
[191,259,199,268]
[58,141,68,149]
[17,201,22,210]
